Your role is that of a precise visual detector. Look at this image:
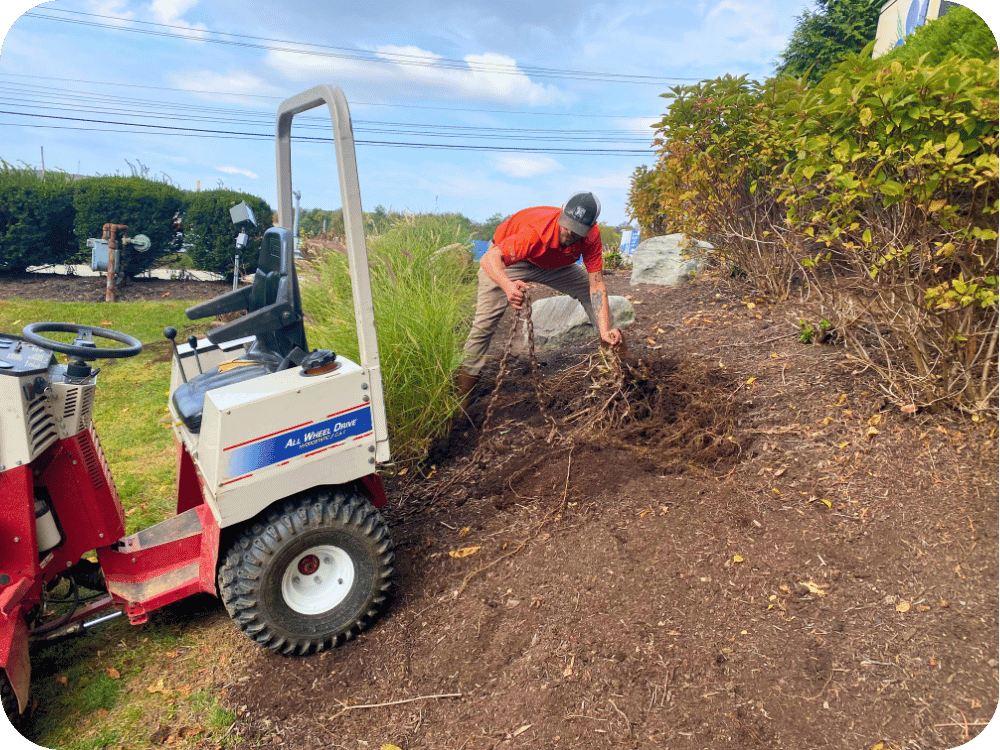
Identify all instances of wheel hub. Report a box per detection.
[282,545,355,615]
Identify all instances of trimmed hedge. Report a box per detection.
[181,189,274,280]
[0,164,77,273]
[72,176,185,276]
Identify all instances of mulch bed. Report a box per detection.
[4,269,997,750]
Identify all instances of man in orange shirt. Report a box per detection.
[456,192,622,403]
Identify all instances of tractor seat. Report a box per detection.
[172,361,270,433]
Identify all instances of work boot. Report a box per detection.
[455,368,480,409]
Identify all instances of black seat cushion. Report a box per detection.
[172,363,270,433]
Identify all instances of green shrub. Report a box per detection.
[0,163,77,272]
[301,213,476,462]
[181,189,274,279]
[629,46,999,415]
[880,5,998,67]
[72,176,184,276]
[781,48,998,411]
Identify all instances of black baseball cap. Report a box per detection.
[558,192,601,236]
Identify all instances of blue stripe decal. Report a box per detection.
[223,406,373,478]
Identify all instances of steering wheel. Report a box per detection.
[22,322,143,359]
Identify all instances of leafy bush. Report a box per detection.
[0,163,77,272]
[301,213,477,462]
[629,46,999,415]
[780,48,998,412]
[880,5,997,67]
[181,189,274,279]
[631,74,807,297]
[72,176,184,276]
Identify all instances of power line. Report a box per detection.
[0,73,665,120]
[25,7,697,86]
[0,111,653,155]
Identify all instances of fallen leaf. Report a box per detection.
[866,426,880,439]
[733,554,744,563]
[746,377,757,385]
[448,546,481,559]
[381,745,403,750]
[105,667,121,680]
[512,724,533,737]
[868,413,882,426]
[54,675,68,686]
[900,404,918,414]
[896,601,911,613]
[799,580,827,596]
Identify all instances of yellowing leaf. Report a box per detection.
[381,745,403,750]
[866,426,880,438]
[746,377,757,385]
[799,580,827,596]
[448,546,481,559]
[733,554,744,563]
[868,413,882,426]
[105,667,121,680]
[896,601,911,613]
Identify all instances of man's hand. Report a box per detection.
[601,328,622,348]
[505,280,529,310]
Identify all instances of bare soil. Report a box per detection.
[4,269,997,750]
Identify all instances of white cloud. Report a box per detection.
[165,69,282,103]
[493,154,563,179]
[86,0,135,22]
[265,45,574,106]
[217,165,258,179]
[148,0,209,37]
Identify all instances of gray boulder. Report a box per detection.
[522,295,635,351]
[630,234,712,286]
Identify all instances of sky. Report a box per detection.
[1,0,991,231]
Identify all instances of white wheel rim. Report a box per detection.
[281,544,355,615]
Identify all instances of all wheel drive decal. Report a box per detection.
[222,404,373,479]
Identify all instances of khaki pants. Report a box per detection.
[461,259,600,377]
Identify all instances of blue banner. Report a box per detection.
[223,405,373,479]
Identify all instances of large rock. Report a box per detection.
[522,295,635,351]
[630,234,712,286]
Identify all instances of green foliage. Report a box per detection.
[181,189,274,280]
[629,46,999,415]
[0,163,77,272]
[475,212,510,242]
[301,213,476,462]
[775,0,881,84]
[298,206,345,238]
[880,5,998,67]
[72,176,185,276]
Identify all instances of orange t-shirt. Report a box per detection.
[493,207,603,273]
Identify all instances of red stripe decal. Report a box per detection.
[221,473,253,486]
[223,420,314,452]
[326,404,368,419]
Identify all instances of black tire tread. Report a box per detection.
[217,489,394,656]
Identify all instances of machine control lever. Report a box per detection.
[187,335,203,374]
[163,327,187,384]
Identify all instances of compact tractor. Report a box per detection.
[0,85,394,725]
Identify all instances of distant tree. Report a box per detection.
[775,0,881,83]
[475,212,510,242]
[299,207,345,238]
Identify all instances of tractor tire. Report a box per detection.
[218,489,394,655]
[1,668,18,728]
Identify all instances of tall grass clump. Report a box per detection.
[300,213,476,462]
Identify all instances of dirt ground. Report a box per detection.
[3,269,998,750]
